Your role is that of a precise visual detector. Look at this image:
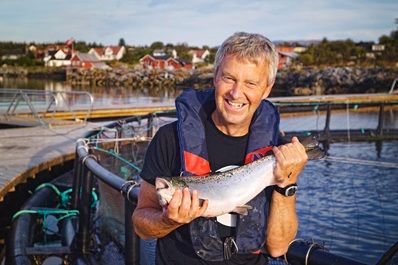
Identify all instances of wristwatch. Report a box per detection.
[274,184,298,197]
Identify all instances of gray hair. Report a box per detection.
[214,32,279,85]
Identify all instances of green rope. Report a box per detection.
[93,146,142,173]
[91,190,98,208]
[12,209,79,244]
[34,184,98,209]
[12,209,79,222]
[35,183,61,196]
[60,188,73,208]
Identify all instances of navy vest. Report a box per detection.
[175,88,279,261]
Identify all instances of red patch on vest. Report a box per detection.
[244,146,273,164]
[184,151,211,176]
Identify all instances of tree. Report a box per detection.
[119,38,126,46]
[150,41,164,50]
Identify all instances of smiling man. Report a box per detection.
[132,32,308,265]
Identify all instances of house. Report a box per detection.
[276,46,298,69]
[139,54,193,71]
[153,49,167,57]
[1,54,24,60]
[188,49,210,64]
[70,53,110,69]
[88,46,126,61]
[43,49,72,67]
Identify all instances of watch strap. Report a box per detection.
[274,183,298,197]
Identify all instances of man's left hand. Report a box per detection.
[272,136,308,187]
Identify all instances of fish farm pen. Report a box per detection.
[3,96,398,265]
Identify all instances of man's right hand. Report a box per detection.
[162,187,209,225]
[133,181,208,239]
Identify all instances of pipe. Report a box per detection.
[285,240,366,265]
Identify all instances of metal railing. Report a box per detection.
[0,88,94,126]
[389,77,398,94]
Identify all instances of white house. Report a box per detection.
[88,46,126,61]
[188,49,210,64]
[43,49,71,67]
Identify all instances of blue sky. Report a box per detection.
[0,0,396,47]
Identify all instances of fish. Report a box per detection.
[155,137,324,217]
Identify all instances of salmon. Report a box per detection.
[155,137,323,217]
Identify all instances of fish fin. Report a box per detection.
[279,135,325,160]
[232,205,253,216]
[198,198,205,207]
[307,148,325,160]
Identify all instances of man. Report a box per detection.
[132,32,308,265]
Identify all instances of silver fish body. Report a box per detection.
[155,154,277,217]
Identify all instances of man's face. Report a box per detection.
[212,54,272,136]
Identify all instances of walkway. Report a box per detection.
[0,123,104,201]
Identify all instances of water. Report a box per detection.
[297,141,398,264]
[0,77,178,108]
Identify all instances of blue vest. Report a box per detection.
[175,88,279,261]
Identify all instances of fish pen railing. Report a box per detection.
[0,88,94,126]
[273,97,398,142]
[72,112,175,265]
[69,108,398,265]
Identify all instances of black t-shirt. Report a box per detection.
[140,118,269,265]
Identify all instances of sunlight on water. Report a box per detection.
[297,141,398,264]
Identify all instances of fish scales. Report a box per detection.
[156,154,277,217]
[155,137,323,217]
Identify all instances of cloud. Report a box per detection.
[0,0,396,46]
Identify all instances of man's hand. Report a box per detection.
[272,136,308,187]
[162,187,209,225]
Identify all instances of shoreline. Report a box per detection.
[1,66,397,97]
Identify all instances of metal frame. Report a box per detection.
[0,88,94,126]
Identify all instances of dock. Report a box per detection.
[0,123,102,202]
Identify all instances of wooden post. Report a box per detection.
[376,103,385,136]
[147,114,154,138]
[323,104,331,139]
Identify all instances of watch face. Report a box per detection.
[286,186,298,196]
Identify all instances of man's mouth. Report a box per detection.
[226,99,246,109]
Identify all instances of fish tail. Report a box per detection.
[302,136,325,160]
[280,135,325,160]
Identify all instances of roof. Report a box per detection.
[278,51,298,58]
[74,53,100,62]
[93,46,123,56]
[141,54,171,61]
[189,49,207,58]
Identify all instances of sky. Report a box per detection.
[0,0,397,47]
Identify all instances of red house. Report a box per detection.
[140,54,193,70]
[71,53,110,69]
[276,46,298,69]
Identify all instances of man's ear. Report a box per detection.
[213,68,219,87]
[261,81,274,99]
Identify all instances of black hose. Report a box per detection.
[376,241,398,265]
[285,240,366,265]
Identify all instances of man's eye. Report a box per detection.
[222,76,234,82]
[246,82,257,88]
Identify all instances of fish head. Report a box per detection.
[155,177,176,207]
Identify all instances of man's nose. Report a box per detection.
[229,83,244,98]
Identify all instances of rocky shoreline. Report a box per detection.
[273,67,398,96]
[1,66,397,96]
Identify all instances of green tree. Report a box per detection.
[121,46,151,64]
[378,29,398,65]
[119,38,126,46]
[150,41,164,50]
